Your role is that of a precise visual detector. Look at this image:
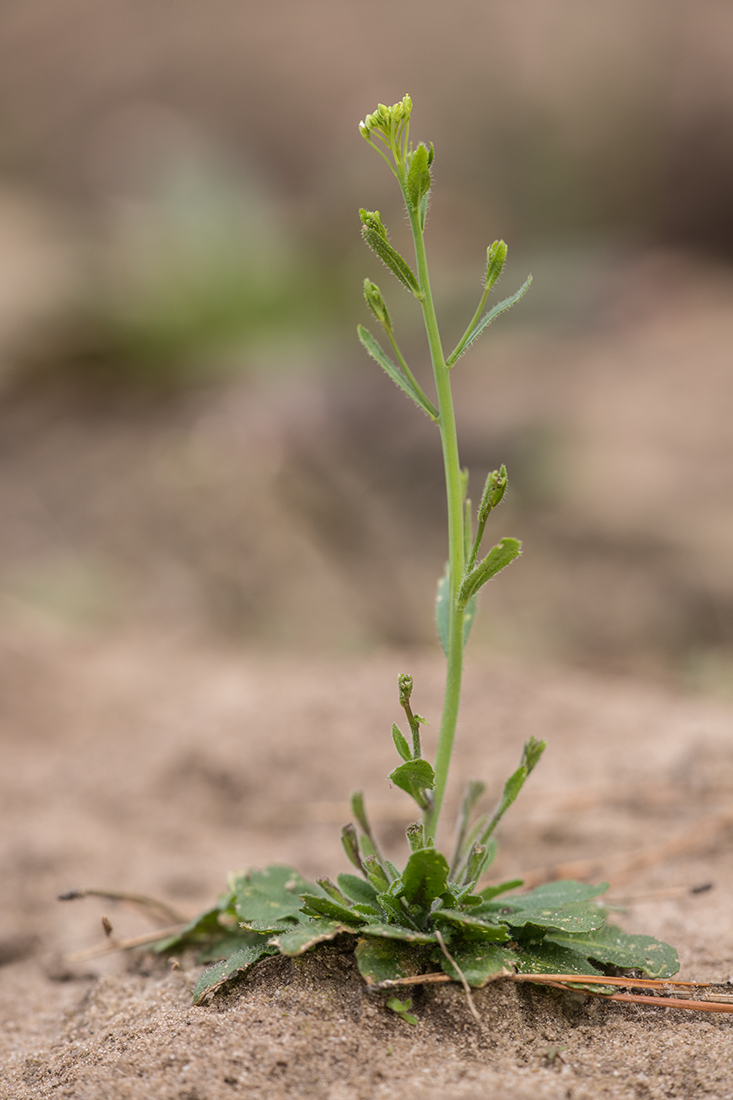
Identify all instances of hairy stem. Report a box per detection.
[398,174,465,843]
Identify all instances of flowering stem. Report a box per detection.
[395,167,465,844]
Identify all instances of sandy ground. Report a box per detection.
[1,631,733,1098]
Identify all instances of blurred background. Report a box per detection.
[0,0,732,687]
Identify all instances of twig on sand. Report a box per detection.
[58,888,187,925]
[369,970,733,1013]
[434,930,481,1024]
[65,923,187,962]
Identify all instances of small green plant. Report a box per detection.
[152,97,678,1006]
[386,997,418,1025]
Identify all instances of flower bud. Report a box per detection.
[406,821,424,851]
[466,843,487,883]
[359,208,387,240]
[485,240,508,290]
[398,673,413,707]
[477,465,507,523]
[363,855,389,893]
[341,823,364,873]
[363,279,391,330]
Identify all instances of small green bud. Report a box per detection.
[521,735,546,774]
[398,673,413,707]
[341,823,364,874]
[477,465,507,523]
[360,209,388,240]
[485,240,508,291]
[406,142,431,209]
[364,855,389,893]
[406,822,424,851]
[350,791,370,835]
[317,877,351,905]
[466,843,487,883]
[363,278,391,330]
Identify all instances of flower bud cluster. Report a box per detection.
[359,95,413,142]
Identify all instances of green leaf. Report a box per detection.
[435,564,477,656]
[361,227,421,296]
[238,918,300,934]
[459,538,522,606]
[198,931,267,963]
[357,326,437,419]
[357,922,437,944]
[386,996,418,1024]
[431,909,510,942]
[152,904,227,953]
[508,880,609,909]
[355,937,430,985]
[516,941,604,976]
[434,942,516,987]
[234,865,320,925]
[399,848,449,907]
[337,874,380,908]
[478,879,524,902]
[507,903,606,934]
[406,143,431,209]
[270,920,357,956]
[388,759,436,809]
[545,925,679,979]
[392,723,412,762]
[374,892,406,924]
[448,275,532,365]
[493,765,528,826]
[192,942,278,1004]
[298,893,363,926]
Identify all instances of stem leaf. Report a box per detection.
[388,759,436,809]
[357,325,438,420]
[392,723,412,762]
[361,226,422,296]
[447,275,532,366]
[406,142,431,210]
[459,538,522,607]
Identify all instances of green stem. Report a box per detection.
[399,174,465,844]
[447,285,490,367]
[385,328,437,418]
